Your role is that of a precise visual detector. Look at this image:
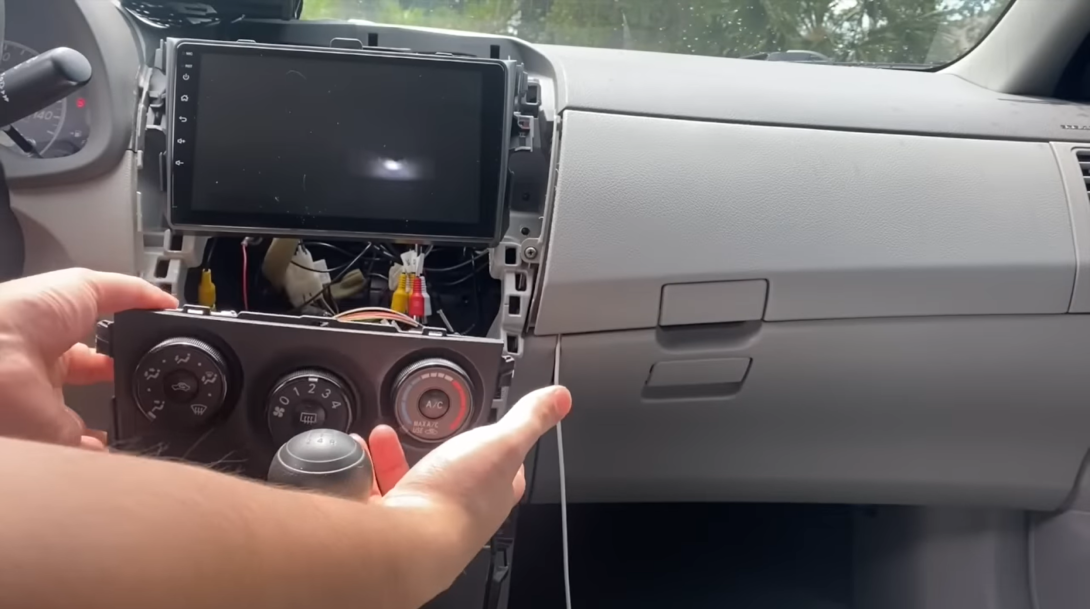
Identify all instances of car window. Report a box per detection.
[301,0,1012,67]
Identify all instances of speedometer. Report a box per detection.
[0,41,67,156]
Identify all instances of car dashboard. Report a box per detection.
[10,0,1090,514]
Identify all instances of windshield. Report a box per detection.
[301,0,1012,67]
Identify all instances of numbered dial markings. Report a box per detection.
[392,359,474,443]
[133,338,229,426]
[267,370,353,445]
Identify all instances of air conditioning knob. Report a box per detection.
[392,358,474,442]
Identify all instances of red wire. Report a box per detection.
[241,241,249,311]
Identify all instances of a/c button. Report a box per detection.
[418,389,451,419]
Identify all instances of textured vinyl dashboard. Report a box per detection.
[528,45,1090,509]
[543,44,1090,143]
[536,111,1075,335]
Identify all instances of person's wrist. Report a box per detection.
[374,497,480,606]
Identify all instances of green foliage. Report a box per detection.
[300,0,1008,65]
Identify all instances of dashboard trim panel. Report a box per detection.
[541,44,1090,144]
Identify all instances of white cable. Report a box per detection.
[553,338,573,609]
[437,309,456,333]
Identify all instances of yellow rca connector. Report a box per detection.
[198,269,216,309]
[391,272,410,314]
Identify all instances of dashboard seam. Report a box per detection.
[559,106,1058,144]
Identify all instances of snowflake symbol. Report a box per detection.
[273,406,285,418]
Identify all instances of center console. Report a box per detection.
[115,14,557,608]
[98,306,515,608]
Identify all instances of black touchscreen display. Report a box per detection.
[169,42,509,243]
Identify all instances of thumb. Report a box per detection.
[349,433,381,501]
[495,386,572,457]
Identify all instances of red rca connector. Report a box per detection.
[409,275,426,318]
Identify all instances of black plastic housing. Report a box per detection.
[101,306,507,479]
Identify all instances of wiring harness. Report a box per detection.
[197,237,494,336]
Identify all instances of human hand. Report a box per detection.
[361,386,571,603]
[0,269,177,449]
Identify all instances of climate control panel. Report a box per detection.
[99,306,512,478]
[133,337,228,426]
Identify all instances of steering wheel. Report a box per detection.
[0,0,27,283]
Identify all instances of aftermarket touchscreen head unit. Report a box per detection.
[165,39,517,245]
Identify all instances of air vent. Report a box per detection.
[1077,151,1090,194]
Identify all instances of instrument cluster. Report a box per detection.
[2,1,93,159]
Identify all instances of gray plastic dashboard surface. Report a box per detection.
[530,316,1090,508]
[535,111,1075,335]
[540,44,1090,143]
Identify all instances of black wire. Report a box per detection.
[381,244,402,262]
[430,263,489,287]
[289,244,373,314]
[300,241,362,259]
[291,259,353,273]
[331,244,373,282]
[426,250,489,274]
[471,255,483,334]
[294,241,383,273]
[202,237,218,268]
[364,252,382,307]
[289,284,333,316]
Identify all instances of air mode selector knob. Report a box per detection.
[267,370,353,446]
[132,337,229,426]
[392,359,474,442]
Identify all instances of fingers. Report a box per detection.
[369,425,410,494]
[1,269,177,358]
[22,406,86,447]
[62,343,114,385]
[349,433,382,500]
[495,386,572,457]
[79,435,107,451]
[84,428,108,446]
[78,269,179,317]
[64,406,89,439]
[0,401,86,447]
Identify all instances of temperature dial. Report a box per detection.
[392,359,474,442]
[267,370,353,446]
[132,338,229,426]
